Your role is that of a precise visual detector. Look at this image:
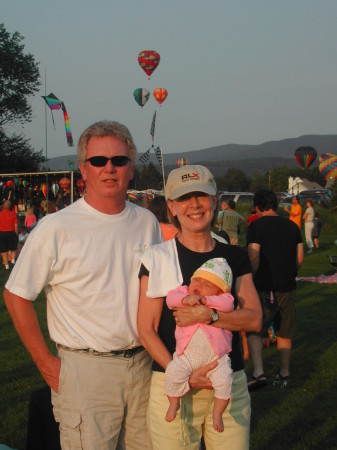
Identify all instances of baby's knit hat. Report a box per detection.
[191,257,233,293]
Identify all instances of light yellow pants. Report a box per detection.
[147,370,251,450]
[52,347,152,450]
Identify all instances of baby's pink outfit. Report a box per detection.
[165,285,234,400]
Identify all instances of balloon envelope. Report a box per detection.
[51,183,59,197]
[6,180,14,187]
[294,146,317,169]
[40,183,47,198]
[176,158,189,168]
[133,88,150,108]
[319,153,337,180]
[59,178,71,189]
[138,50,160,79]
[153,88,168,106]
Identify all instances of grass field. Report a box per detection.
[1,220,337,449]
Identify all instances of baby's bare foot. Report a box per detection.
[165,405,179,422]
[213,414,224,432]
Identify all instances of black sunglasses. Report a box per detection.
[85,155,131,167]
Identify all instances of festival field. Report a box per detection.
[1,212,337,449]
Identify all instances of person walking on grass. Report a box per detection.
[246,189,303,390]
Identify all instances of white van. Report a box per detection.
[218,192,254,205]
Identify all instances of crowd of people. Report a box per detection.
[2,119,322,450]
[0,186,79,272]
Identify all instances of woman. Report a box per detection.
[302,199,314,253]
[138,165,262,450]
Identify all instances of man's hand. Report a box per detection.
[173,305,212,327]
[189,361,218,390]
[40,355,62,393]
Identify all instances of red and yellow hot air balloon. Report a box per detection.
[138,50,160,79]
[40,183,47,198]
[153,88,168,106]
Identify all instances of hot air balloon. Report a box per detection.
[40,183,47,198]
[76,178,85,194]
[59,178,71,189]
[176,158,189,168]
[6,180,14,188]
[153,88,168,106]
[294,146,317,169]
[22,180,27,188]
[51,183,60,197]
[133,88,150,108]
[319,153,337,180]
[14,178,20,188]
[138,50,160,79]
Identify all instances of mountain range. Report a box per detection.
[46,134,337,178]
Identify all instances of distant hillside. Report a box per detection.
[46,134,337,176]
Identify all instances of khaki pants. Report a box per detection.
[147,370,250,450]
[52,347,152,450]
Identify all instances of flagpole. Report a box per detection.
[44,66,49,214]
[159,147,165,190]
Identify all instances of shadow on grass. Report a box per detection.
[248,284,337,450]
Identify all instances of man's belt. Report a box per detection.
[56,344,144,358]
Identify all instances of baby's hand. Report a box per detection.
[182,294,203,306]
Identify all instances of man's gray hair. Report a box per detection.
[77,121,137,164]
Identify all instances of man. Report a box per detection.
[246,190,303,390]
[216,199,245,245]
[0,200,18,269]
[4,121,163,449]
[284,195,302,229]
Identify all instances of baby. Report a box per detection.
[165,257,234,433]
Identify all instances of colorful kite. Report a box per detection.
[138,50,160,79]
[153,88,168,106]
[42,93,74,147]
[133,88,150,108]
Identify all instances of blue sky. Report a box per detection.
[2,0,337,161]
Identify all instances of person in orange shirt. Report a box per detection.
[148,196,178,241]
[284,196,302,229]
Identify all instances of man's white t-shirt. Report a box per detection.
[6,198,163,351]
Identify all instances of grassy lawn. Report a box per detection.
[1,221,337,449]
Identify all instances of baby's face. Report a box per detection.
[189,277,222,296]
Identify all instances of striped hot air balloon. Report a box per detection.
[176,158,189,168]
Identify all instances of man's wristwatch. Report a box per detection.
[210,308,219,325]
